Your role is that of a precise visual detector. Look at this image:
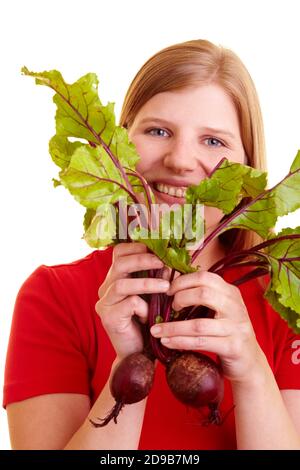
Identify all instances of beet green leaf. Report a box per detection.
[186,159,267,214]
[22,67,300,333]
[262,227,300,331]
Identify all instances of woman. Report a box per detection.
[4,39,300,449]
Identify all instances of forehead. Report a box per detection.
[135,84,240,130]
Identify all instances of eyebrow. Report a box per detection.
[139,117,236,140]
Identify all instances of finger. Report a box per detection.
[112,242,148,260]
[99,252,164,297]
[103,277,170,305]
[160,334,234,357]
[167,270,228,296]
[97,294,149,327]
[172,287,241,318]
[150,318,232,338]
[170,285,245,319]
[112,252,164,279]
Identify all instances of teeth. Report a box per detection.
[156,183,187,198]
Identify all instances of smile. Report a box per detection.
[153,182,187,198]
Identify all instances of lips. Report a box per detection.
[152,178,194,188]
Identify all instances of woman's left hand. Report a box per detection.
[150,271,265,384]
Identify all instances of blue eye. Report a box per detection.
[205,137,223,147]
[147,128,169,137]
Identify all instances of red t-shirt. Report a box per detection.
[3,247,300,449]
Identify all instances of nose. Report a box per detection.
[162,137,200,175]
[162,134,224,177]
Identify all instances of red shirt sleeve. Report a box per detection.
[3,265,90,408]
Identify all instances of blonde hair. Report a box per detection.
[119,39,267,253]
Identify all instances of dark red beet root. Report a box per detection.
[89,352,155,427]
[166,351,224,425]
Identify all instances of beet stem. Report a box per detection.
[147,280,171,364]
[219,404,236,425]
[207,404,222,426]
[89,401,124,428]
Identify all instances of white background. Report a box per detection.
[1,0,299,450]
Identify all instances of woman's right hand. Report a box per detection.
[95,242,170,361]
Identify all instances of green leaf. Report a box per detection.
[290,149,300,172]
[22,66,141,181]
[264,289,300,334]
[52,178,61,188]
[186,159,267,214]
[127,173,145,194]
[59,144,128,209]
[49,135,83,170]
[216,152,300,238]
[130,226,195,273]
[164,246,196,273]
[130,228,168,256]
[22,66,145,221]
[22,67,115,145]
[242,167,268,198]
[157,204,205,252]
[110,127,140,170]
[83,208,96,232]
[159,206,185,241]
[129,204,199,273]
[83,204,117,248]
[263,227,300,322]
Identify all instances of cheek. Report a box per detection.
[135,148,153,174]
[136,159,148,174]
[133,139,160,173]
[136,153,160,175]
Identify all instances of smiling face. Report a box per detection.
[128,83,247,232]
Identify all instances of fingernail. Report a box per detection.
[161,337,170,344]
[154,258,164,266]
[151,325,161,336]
[159,280,170,289]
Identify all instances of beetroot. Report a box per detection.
[89,349,225,428]
[166,351,224,425]
[89,352,155,427]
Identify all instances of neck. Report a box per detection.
[190,237,226,272]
